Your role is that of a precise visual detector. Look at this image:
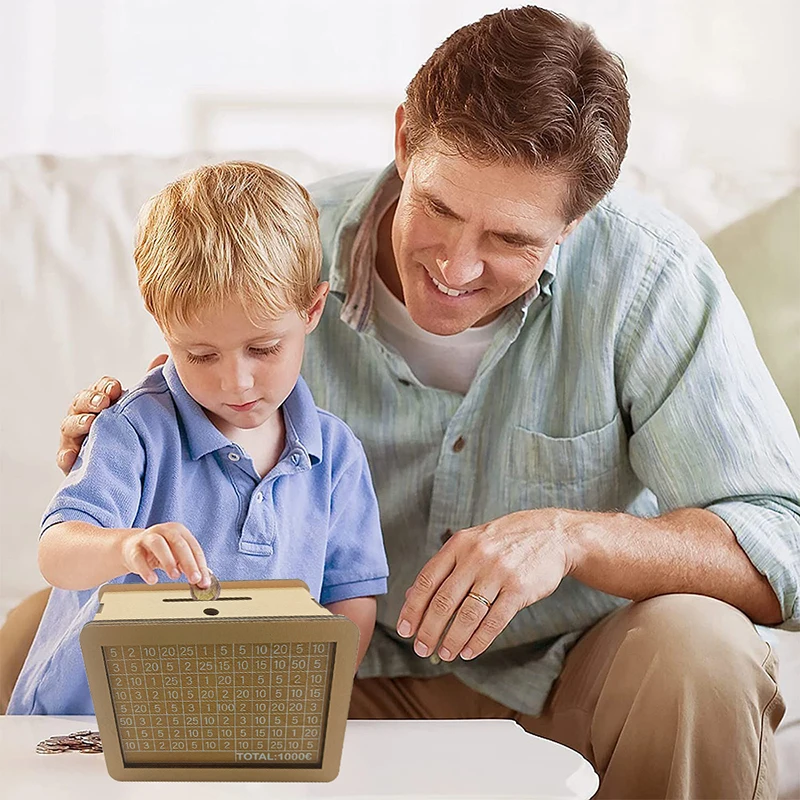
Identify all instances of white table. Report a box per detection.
[1,716,598,799]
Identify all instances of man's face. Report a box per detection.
[164,290,326,439]
[391,118,581,334]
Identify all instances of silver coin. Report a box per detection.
[190,571,221,601]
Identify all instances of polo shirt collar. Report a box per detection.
[280,374,322,466]
[163,359,322,465]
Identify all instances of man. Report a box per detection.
[24,6,800,797]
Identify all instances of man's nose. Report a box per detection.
[437,256,484,287]
[437,238,484,287]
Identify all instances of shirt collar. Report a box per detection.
[329,162,562,329]
[281,374,322,466]
[163,359,322,465]
[328,162,400,304]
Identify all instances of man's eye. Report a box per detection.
[186,353,214,364]
[426,201,450,218]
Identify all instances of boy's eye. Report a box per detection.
[184,344,281,364]
[250,344,282,357]
[186,353,215,364]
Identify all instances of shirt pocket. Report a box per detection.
[506,412,637,511]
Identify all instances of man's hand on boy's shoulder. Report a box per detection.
[56,355,168,475]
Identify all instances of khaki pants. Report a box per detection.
[1,591,784,798]
[350,595,784,799]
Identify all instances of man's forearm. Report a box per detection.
[564,507,782,625]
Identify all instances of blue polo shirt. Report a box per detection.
[8,359,388,715]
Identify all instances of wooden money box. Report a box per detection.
[79,579,358,782]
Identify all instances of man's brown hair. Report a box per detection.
[403,6,630,220]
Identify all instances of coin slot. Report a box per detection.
[162,596,253,602]
[203,607,220,616]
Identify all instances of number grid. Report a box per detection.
[103,642,333,766]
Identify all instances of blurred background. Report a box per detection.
[2,0,798,237]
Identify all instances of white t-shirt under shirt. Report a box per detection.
[371,267,505,395]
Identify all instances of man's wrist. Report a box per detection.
[559,508,625,581]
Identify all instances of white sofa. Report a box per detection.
[1,154,798,797]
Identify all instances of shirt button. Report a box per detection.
[291,452,301,466]
[452,436,466,453]
[440,528,453,545]
[228,452,240,462]
[255,492,263,503]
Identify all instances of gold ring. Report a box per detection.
[467,591,492,608]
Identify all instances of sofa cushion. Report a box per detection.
[706,189,800,425]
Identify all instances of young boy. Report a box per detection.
[8,161,389,715]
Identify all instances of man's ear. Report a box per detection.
[556,215,584,245]
[394,104,410,180]
[304,282,330,334]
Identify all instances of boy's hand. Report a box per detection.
[56,356,169,475]
[120,522,211,588]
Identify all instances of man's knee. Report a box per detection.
[610,594,779,706]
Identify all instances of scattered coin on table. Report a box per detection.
[36,730,103,754]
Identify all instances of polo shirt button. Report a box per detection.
[452,436,466,453]
[255,492,263,503]
[228,452,240,462]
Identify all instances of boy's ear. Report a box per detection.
[304,282,329,334]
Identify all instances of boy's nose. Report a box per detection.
[220,362,255,394]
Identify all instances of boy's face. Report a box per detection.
[164,286,327,438]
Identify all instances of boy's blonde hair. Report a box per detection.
[135,161,322,333]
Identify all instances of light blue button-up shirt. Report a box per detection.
[298,165,800,716]
[8,360,388,714]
